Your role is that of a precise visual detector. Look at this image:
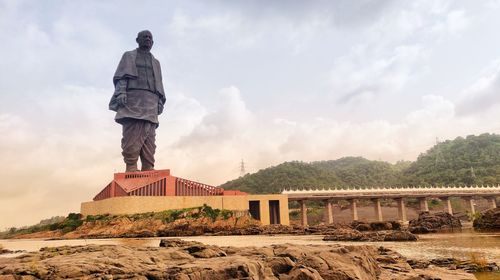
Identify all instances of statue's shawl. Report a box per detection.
[109,49,165,111]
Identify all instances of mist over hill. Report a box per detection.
[220,133,500,194]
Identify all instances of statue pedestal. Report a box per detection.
[93,169,231,201]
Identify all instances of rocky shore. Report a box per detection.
[0,239,479,280]
[8,209,420,242]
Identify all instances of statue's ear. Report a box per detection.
[136,37,140,44]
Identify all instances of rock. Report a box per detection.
[389,221,402,230]
[409,212,461,234]
[159,238,202,248]
[0,242,475,280]
[383,230,418,241]
[281,266,323,280]
[323,228,417,242]
[408,257,499,273]
[352,221,372,231]
[267,257,295,275]
[371,222,393,231]
[0,249,26,255]
[473,208,500,230]
[186,245,227,258]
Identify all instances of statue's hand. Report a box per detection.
[116,93,127,107]
[158,101,164,115]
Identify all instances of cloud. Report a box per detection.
[331,45,425,104]
[456,61,500,115]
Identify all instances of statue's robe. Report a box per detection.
[109,49,166,125]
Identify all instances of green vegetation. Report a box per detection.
[0,213,83,238]
[0,205,235,238]
[221,133,500,193]
[85,204,233,224]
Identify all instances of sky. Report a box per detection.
[2,0,500,229]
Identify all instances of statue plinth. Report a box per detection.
[93,169,246,201]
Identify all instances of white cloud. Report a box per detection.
[331,45,425,104]
[456,61,500,115]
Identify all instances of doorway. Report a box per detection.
[249,201,261,220]
[269,200,281,224]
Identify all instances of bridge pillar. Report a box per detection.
[349,199,358,221]
[372,198,383,222]
[486,197,497,209]
[300,200,308,227]
[441,197,453,215]
[324,200,334,224]
[396,198,407,222]
[418,197,429,212]
[464,197,475,215]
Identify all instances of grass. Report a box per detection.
[468,252,489,270]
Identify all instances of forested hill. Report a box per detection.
[220,133,500,194]
[402,133,500,186]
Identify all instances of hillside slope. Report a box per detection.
[221,133,500,194]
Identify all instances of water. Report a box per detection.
[1,231,499,279]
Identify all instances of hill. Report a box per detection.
[402,133,500,186]
[220,157,403,194]
[220,133,500,194]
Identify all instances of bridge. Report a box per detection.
[282,185,500,226]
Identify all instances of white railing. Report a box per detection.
[282,185,500,195]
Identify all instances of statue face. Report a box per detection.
[136,31,154,51]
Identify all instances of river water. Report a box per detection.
[1,230,499,279]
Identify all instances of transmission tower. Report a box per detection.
[240,159,246,177]
[470,166,476,179]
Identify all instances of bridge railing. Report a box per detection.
[282,184,500,195]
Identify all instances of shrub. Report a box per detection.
[468,252,488,270]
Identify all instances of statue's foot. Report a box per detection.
[126,163,139,172]
[141,166,155,172]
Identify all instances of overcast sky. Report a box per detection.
[2,0,500,229]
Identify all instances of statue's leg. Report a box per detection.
[121,119,147,172]
[140,122,156,171]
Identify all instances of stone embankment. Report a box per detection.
[0,239,478,280]
[409,211,462,234]
[473,208,500,230]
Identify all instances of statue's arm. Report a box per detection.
[114,79,128,107]
[109,79,128,111]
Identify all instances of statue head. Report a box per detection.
[136,30,154,52]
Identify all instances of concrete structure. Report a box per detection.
[82,169,289,226]
[283,185,500,226]
[93,169,247,201]
[372,198,383,222]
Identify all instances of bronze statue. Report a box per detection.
[109,30,166,172]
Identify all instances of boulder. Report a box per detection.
[370,222,393,231]
[473,208,500,230]
[409,212,461,233]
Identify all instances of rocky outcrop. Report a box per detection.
[408,257,499,273]
[0,239,476,280]
[409,212,461,233]
[351,221,402,231]
[473,208,500,230]
[323,228,417,242]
